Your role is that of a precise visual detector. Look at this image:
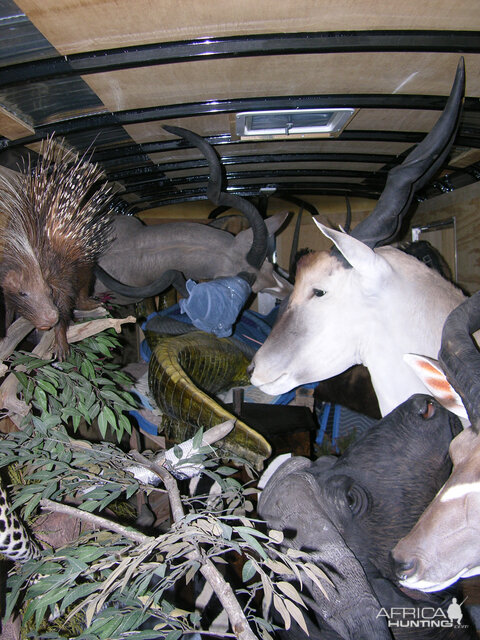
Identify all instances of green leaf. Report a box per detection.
[242,559,257,583]
[60,582,99,611]
[79,499,100,512]
[33,386,48,412]
[236,530,268,560]
[36,379,58,396]
[173,444,183,460]
[273,593,291,630]
[284,598,309,634]
[118,413,132,436]
[13,371,29,389]
[97,409,108,438]
[277,581,306,607]
[215,466,237,476]
[103,405,117,428]
[192,427,204,449]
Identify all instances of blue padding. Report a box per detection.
[316,402,331,445]
[179,277,252,337]
[129,409,158,436]
[332,404,341,453]
[141,302,279,362]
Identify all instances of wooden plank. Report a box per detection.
[81,53,478,113]
[16,0,480,55]
[0,106,34,140]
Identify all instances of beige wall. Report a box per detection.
[139,182,480,295]
[140,194,377,273]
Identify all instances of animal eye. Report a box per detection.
[18,291,28,297]
[420,399,436,420]
[313,288,325,298]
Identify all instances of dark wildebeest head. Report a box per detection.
[258,393,476,639]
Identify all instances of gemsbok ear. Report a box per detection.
[313,218,392,284]
[403,353,468,420]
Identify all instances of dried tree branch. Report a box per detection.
[129,447,257,640]
[40,498,151,545]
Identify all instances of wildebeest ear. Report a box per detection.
[313,218,392,285]
[265,211,290,236]
[235,211,289,250]
[403,353,468,420]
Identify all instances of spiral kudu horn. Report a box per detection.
[351,58,465,249]
[163,125,268,271]
[439,291,480,433]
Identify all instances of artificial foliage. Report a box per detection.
[0,326,329,639]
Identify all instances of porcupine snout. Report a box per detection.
[2,269,59,331]
[36,305,59,330]
[17,289,58,331]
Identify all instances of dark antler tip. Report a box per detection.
[162,124,189,137]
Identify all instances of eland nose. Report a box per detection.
[393,557,418,581]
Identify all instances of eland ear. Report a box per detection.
[403,353,468,420]
[313,218,392,283]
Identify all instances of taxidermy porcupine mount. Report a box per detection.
[0,137,115,360]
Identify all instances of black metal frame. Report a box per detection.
[0,30,479,88]
[0,27,479,208]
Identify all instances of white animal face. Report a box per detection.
[251,248,368,394]
[393,428,480,592]
[250,221,465,415]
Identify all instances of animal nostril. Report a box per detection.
[247,362,255,376]
[395,558,418,580]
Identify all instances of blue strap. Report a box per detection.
[332,404,341,453]
[316,402,331,445]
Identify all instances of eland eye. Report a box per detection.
[313,288,325,298]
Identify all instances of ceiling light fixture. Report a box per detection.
[235,108,356,140]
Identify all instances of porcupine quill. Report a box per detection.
[0,136,115,360]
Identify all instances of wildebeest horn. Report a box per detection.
[351,57,465,249]
[439,290,480,432]
[163,125,268,270]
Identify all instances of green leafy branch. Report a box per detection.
[7,328,137,442]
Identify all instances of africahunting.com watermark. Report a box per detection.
[377,597,470,630]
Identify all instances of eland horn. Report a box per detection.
[351,57,465,249]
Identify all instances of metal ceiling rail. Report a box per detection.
[120,168,378,195]
[2,94,480,150]
[88,131,437,162]
[130,161,480,208]
[128,184,385,209]
[99,150,395,170]
[0,30,478,88]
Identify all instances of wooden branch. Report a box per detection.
[199,559,258,640]
[40,499,151,545]
[130,450,185,523]
[66,315,136,344]
[130,440,257,640]
[0,318,35,361]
